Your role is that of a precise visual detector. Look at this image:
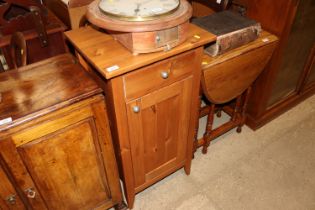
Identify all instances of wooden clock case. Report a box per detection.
[86,0,193,54]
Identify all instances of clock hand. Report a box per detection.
[134,0,154,16]
[134,3,141,15]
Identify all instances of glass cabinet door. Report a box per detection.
[268,0,315,106]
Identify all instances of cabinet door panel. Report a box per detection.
[268,0,315,106]
[0,139,47,210]
[17,118,111,210]
[126,77,193,189]
[0,165,25,210]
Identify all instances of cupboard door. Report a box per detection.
[0,165,25,210]
[268,0,315,106]
[16,119,110,210]
[6,99,120,210]
[0,139,48,210]
[126,77,193,189]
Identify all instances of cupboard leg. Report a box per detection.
[125,191,135,209]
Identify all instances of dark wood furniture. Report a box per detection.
[190,0,231,17]
[0,54,125,210]
[0,0,67,70]
[65,24,216,208]
[188,0,315,129]
[43,0,93,29]
[195,31,278,153]
[231,0,315,129]
[9,32,27,69]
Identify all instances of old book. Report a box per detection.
[192,11,261,56]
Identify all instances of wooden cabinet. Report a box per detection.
[0,54,125,210]
[233,0,315,129]
[125,71,194,190]
[0,97,122,210]
[105,48,203,208]
[64,24,216,208]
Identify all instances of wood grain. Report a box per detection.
[0,95,125,210]
[65,23,216,79]
[0,54,102,131]
[201,31,278,104]
[123,49,195,100]
[67,24,213,208]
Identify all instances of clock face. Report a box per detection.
[98,0,180,21]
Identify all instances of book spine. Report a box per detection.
[205,23,262,57]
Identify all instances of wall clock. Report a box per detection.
[86,0,192,54]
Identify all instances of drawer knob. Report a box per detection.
[160,71,169,79]
[132,106,140,113]
[6,194,16,205]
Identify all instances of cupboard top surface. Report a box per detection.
[0,54,102,131]
[64,24,216,79]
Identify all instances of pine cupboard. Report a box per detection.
[0,54,125,210]
[65,24,216,208]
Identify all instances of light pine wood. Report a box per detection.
[65,23,216,79]
[66,24,213,208]
[123,49,196,100]
[126,77,193,190]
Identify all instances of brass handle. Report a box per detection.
[6,194,16,205]
[25,187,36,199]
[160,71,169,79]
[132,106,140,113]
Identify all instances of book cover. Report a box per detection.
[192,11,261,56]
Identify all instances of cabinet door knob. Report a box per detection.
[6,194,16,205]
[25,187,36,198]
[132,106,140,113]
[160,71,169,79]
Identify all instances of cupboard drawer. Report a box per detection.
[123,49,197,100]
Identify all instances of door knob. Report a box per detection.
[160,71,169,79]
[132,106,140,113]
